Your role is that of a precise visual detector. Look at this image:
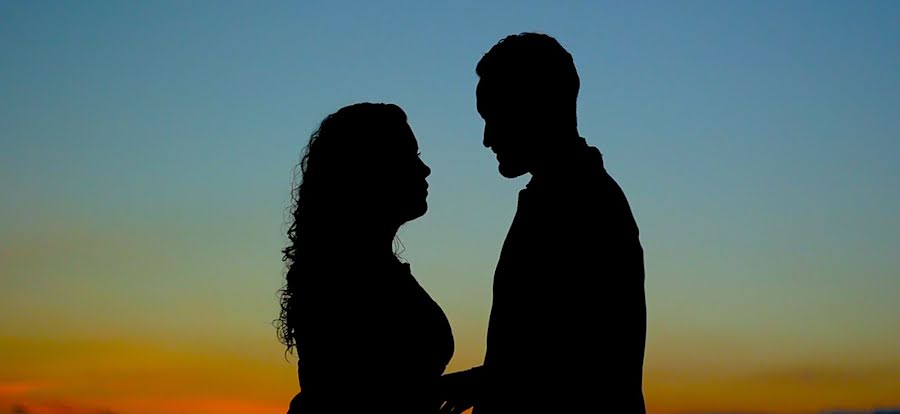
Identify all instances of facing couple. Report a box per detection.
[278,33,646,414]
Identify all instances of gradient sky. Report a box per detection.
[2,1,899,413]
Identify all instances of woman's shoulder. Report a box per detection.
[299,256,412,296]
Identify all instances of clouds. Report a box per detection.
[678,411,900,414]
[823,410,900,414]
[0,381,51,396]
[740,365,900,387]
[3,398,281,414]
[3,400,114,414]
[0,337,295,414]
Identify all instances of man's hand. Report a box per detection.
[439,366,484,414]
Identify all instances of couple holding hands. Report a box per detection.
[278,33,646,414]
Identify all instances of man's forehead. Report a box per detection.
[476,78,497,96]
[476,79,502,108]
[477,78,524,112]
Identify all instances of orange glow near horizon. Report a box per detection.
[2,335,898,414]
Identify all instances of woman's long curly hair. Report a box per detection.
[278,103,408,354]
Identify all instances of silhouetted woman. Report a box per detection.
[279,103,454,414]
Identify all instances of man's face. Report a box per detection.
[476,79,536,178]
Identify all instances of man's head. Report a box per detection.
[476,33,580,178]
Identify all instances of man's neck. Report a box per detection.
[529,132,589,180]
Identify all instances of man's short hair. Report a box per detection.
[476,33,580,104]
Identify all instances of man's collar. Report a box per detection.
[526,137,601,191]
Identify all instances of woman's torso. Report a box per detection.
[290,257,454,414]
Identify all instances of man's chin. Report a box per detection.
[498,163,528,179]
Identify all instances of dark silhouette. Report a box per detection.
[440,33,647,413]
[279,103,454,414]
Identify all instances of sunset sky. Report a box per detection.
[2,1,899,413]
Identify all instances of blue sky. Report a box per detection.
[1,1,898,412]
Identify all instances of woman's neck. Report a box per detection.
[336,223,399,260]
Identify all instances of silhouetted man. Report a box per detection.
[441,33,646,413]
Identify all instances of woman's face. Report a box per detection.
[378,121,431,225]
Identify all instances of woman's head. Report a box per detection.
[279,102,430,351]
[293,103,430,235]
